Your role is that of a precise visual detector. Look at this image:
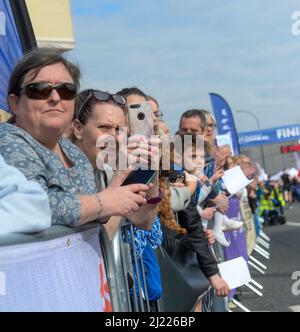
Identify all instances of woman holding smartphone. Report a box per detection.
[0,48,150,228]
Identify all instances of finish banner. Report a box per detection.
[238,124,300,148]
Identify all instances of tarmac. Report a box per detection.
[233,202,300,312]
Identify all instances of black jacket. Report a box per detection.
[177,200,219,278]
[163,199,219,279]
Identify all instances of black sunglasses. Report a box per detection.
[76,90,126,119]
[18,82,77,100]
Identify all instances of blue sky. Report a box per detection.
[69,0,300,134]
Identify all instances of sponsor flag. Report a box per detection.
[0,0,36,117]
[209,93,240,155]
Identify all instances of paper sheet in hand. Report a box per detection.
[216,133,234,156]
[222,166,253,195]
[218,257,251,289]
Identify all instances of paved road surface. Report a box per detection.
[235,202,300,312]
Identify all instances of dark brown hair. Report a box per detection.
[74,89,126,125]
[8,47,81,100]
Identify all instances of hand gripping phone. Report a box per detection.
[122,102,156,186]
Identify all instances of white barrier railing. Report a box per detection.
[0,226,111,312]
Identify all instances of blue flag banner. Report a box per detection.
[0,0,24,113]
[209,93,240,155]
[238,124,300,148]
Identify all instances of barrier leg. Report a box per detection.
[254,246,270,260]
[129,225,145,312]
[259,231,270,242]
[244,283,263,297]
[248,260,266,275]
[232,299,251,312]
[249,255,267,270]
[255,244,270,256]
[249,279,263,290]
[256,237,270,250]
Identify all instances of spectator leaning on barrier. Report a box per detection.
[71,88,160,236]
[0,154,51,236]
[110,87,164,308]
[178,110,236,247]
[145,94,192,212]
[0,48,150,227]
[202,111,242,246]
[159,132,231,299]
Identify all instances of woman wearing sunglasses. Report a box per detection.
[0,48,151,228]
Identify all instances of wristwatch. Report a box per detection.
[146,189,163,205]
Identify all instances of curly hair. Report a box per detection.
[158,175,187,235]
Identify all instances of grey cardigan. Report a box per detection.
[170,186,191,213]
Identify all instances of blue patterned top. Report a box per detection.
[123,215,163,259]
[0,123,97,226]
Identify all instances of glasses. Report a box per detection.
[154,111,163,119]
[205,123,216,129]
[76,90,126,119]
[18,82,77,100]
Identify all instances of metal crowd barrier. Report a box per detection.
[102,220,223,312]
[104,220,162,312]
[0,224,108,312]
[0,220,223,312]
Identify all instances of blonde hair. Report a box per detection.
[202,110,216,155]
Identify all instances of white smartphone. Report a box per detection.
[127,102,154,137]
[125,102,156,186]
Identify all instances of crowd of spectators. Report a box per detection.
[0,48,298,311]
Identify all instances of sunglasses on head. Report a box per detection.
[76,90,126,119]
[18,82,77,100]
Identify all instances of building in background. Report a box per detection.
[25,0,75,50]
[238,124,300,175]
[241,141,300,176]
[0,0,75,122]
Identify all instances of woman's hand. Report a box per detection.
[98,185,148,217]
[77,168,150,226]
[126,135,160,170]
[183,171,198,195]
[213,145,231,168]
[101,168,150,217]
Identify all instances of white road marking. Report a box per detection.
[286,222,300,227]
[289,305,300,312]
